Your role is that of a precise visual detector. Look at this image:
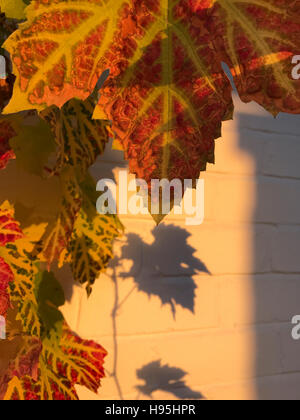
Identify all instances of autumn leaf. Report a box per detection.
[2,76,109,182]
[35,167,82,267]
[9,112,56,176]
[0,202,43,336]
[35,272,107,400]
[4,326,107,400]
[0,257,13,317]
[3,272,107,400]
[65,174,123,295]
[56,324,107,395]
[36,271,65,339]
[4,0,300,220]
[0,75,15,114]
[0,0,29,20]
[40,76,111,176]
[33,323,107,400]
[0,201,23,318]
[0,111,51,173]
[0,336,42,399]
[9,335,41,379]
[0,120,16,170]
[0,201,23,245]
[0,10,17,46]
[0,12,18,113]
[201,1,300,115]
[0,12,20,165]
[0,113,34,172]
[2,241,41,336]
[35,78,115,268]
[2,0,120,111]
[3,89,121,288]
[67,209,123,295]
[98,0,300,187]
[0,308,42,399]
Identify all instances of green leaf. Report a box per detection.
[1,242,41,337]
[35,271,65,339]
[10,115,56,176]
[40,81,110,177]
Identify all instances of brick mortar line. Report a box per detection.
[85,323,293,340]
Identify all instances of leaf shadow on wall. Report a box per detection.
[136,360,203,400]
[119,224,210,318]
[108,222,209,400]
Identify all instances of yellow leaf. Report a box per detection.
[3,376,25,400]
[2,0,127,113]
[0,0,27,20]
[67,175,123,294]
[40,89,110,176]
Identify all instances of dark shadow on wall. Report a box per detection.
[238,109,300,400]
[107,224,209,400]
[120,225,210,318]
[136,360,203,400]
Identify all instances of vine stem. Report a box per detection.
[110,264,124,400]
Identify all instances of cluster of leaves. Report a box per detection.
[3,0,300,195]
[0,202,107,399]
[0,0,123,400]
[0,0,300,400]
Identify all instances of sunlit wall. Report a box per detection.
[59,94,300,401]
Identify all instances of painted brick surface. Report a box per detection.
[60,94,300,400]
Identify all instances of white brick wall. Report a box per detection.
[59,94,300,400]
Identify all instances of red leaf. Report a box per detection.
[0,258,13,317]
[0,203,23,317]
[0,201,23,246]
[0,120,16,171]
[3,0,300,198]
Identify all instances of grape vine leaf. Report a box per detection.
[0,120,16,170]
[3,0,300,219]
[0,201,22,319]
[3,241,41,337]
[0,201,42,336]
[36,271,65,339]
[39,76,111,176]
[35,77,114,268]
[0,75,15,115]
[2,0,118,112]
[0,112,49,173]
[0,0,29,20]
[0,257,13,317]
[0,12,18,113]
[0,308,42,400]
[35,166,82,267]
[9,114,56,176]
[0,11,18,168]
[0,200,23,245]
[36,323,107,400]
[64,174,124,295]
[4,326,107,400]
[0,10,18,54]
[3,272,107,400]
